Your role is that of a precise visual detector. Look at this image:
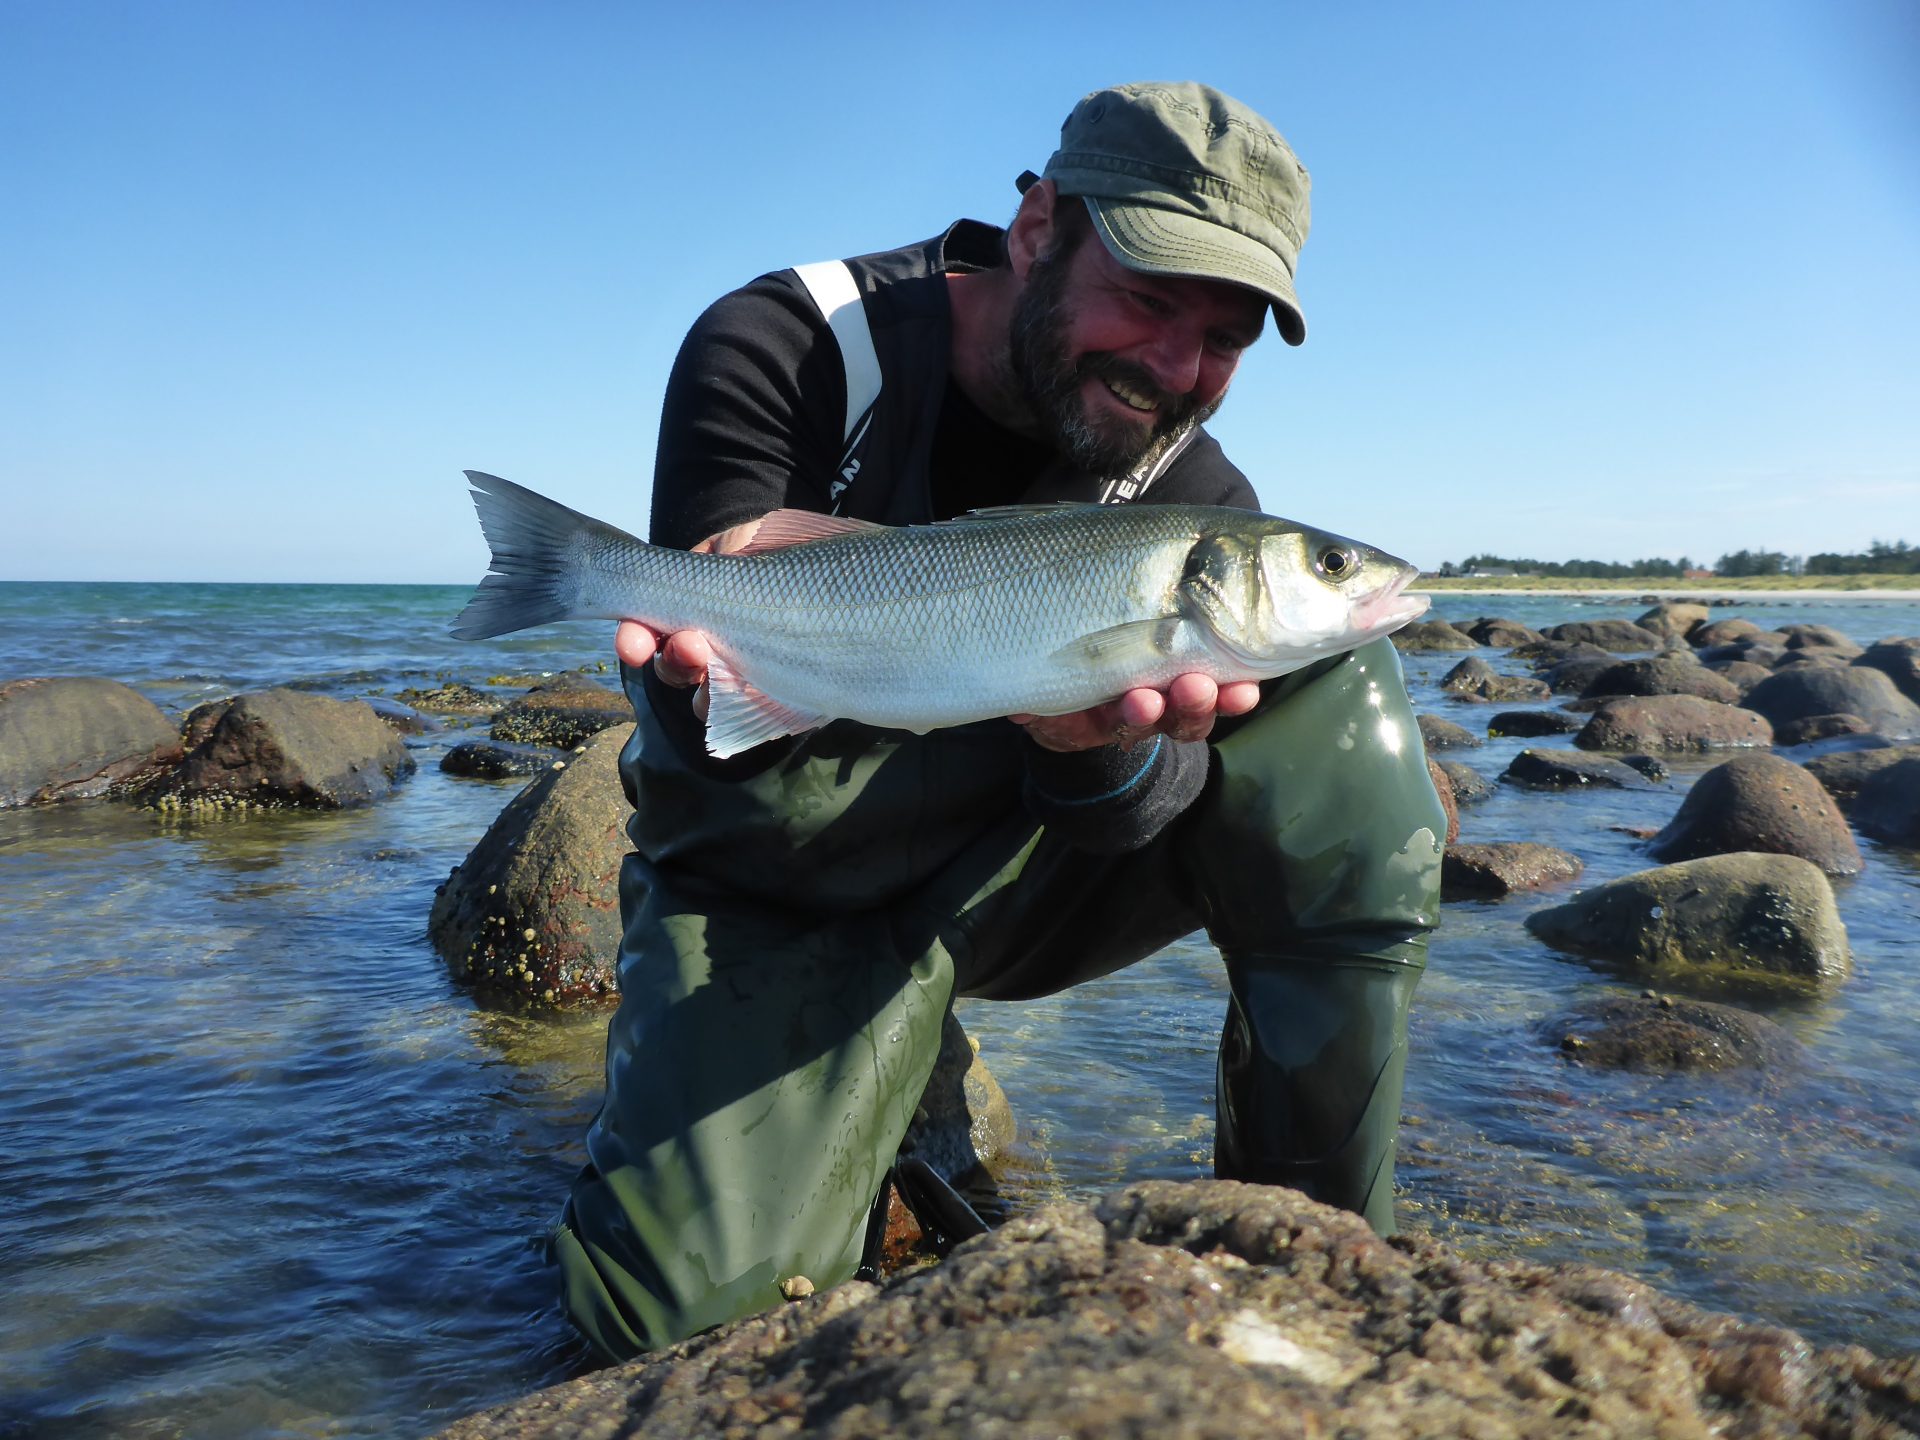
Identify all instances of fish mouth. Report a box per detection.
[1354,571,1429,634]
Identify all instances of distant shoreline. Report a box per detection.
[1418,587,1920,603]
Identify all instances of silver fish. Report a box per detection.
[452,471,1428,758]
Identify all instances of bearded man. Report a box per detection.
[552,81,1446,1360]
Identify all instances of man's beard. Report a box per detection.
[1006,248,1220,481]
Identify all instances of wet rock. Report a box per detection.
[395,680,498,716]
[1574,695,1773,752]
[1636,601,1710,644]
[1546,618,1664,652]
[1648,753,1862,876]
[1426,759,1461,845]
[1580,655,1741,705]
[905,1011,1016,1184]
[1525,852,1850,988]
[0,676,184,808]
[1546,993,1801,1074]
[1853,757,1920,848]
[1540,653,1617,696]
[441,740,559,779]
[430,1178,1920,1440]
[1502,748,1659,791]
[1692,618,1789,649]
[428,729,628,1005]
[1439,658,1550,704]
[1774,713,1874,746]
[1462,616,1544,646]
[1442,841,1582,899]
[153,688,413,809]
[1804,742,1920,808]
[1620,754,1672,782]
[1434,759,1493,805]
[1389,619,1478,652]
[490,674,632,749]
[1487,709,1584,738]
[363,695,442,734]
[1742,666,1920,741]
[1415,714,1480,750]
[1780,623,1863,659]
[1855,637,1920,705]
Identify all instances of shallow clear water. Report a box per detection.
[1,582,1916,1436]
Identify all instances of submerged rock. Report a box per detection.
[0,676,183,808]
[1648,753,1862,876]
[1525,852,1850,989]
[1546,993,1801,1074]
[430,1178,1920,1440]
[1442,841,1582,899]
[153,688,413,809]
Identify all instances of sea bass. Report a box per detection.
[452,471,1428,758]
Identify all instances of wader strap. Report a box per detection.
[791,259,882,512]
[1099,424,1198,504]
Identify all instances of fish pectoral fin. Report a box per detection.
[733,509,884,554]
[702,655,830,758]
[1047,617,1183,674]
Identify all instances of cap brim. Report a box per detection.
[1084,196,1306,346]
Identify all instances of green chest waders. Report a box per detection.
[553,638,1443,1361]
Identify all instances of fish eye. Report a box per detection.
[1315,545,1357,581]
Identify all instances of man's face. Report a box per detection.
[1009,213,1267,478]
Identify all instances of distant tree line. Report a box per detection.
[1434,540,1916,578]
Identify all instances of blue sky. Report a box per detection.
[3,1,1915,583]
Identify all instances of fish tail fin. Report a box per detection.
[451,471,606,640]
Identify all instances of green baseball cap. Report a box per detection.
[1020,82,1312,346]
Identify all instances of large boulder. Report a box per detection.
[1389,619,1478,652]
[0,676,183,808]
[1647,753,1861,875]
[1635,601,1710,644]
[429,728,629,1005]
[1579,655,1741,705]
[1546,618,1663,652]
[1525,853,1850,988]
[430,1179,1920,1440]
[1852,757,1920,848]
[1740,666,1920,741]
[1855,638,1920,705]
[1804,742,1920,808]
[1545,993,1801,1074]
[1780,623,1863,659]
[153,688,412,809]
[490,674,633,749]
[1692,618,1787,649]
[1574,695,1772,752]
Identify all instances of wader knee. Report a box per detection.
[1214,950,1423,1234]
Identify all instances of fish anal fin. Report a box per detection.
[733,509,884,555]
[702,654,830,758]
[1047,617,1184,674]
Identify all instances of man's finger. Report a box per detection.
[614,620,659,668]
[655,629,713,688]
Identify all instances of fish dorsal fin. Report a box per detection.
[733,509,884,555]
[941,502,1103,524]
[701,652,830,757]
[1046,616,1183,673]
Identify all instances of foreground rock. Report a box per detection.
[1853,757,1920,847]
[1441,841,1582,899]
[0,676,183,807]
[1546,993,1801,1075]
[153,688,413,809]
[490,674,632,749]
[429,729,629,1005]
[1574,694,1772,752]
[1525,853,1850,989]
[1648,753,1862,876]
[1741,666,1920,741]
[431,1179,1920,1440]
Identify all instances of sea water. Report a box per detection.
[1,581,1917,1438]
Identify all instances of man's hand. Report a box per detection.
[613,519,765,716]
[1012,672,1262,753]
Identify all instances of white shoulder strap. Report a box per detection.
[791,260,882,444]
